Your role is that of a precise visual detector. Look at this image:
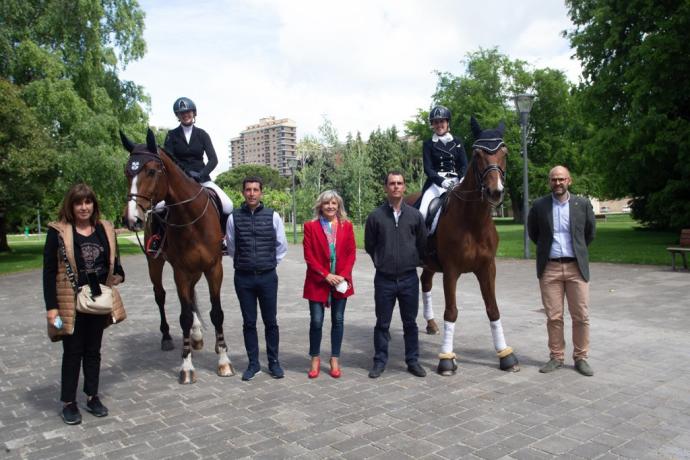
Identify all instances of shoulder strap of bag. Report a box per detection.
[58,236,79,294]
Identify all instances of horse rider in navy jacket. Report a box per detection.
[419,105,468,221]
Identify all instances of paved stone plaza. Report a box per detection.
[1,247,689,459]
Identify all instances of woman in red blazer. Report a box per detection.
[303,190,356,378]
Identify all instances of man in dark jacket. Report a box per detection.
[226,177,288,381]
[528,165,596,376]
[365,171,428,378]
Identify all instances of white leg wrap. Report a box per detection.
[441,321,455,354]
[422,292,434,321]
[217,346,231,365]
[490,319,507,352]
[191,312,203,341]
[181,354,194,372]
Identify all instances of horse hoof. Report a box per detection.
[191,339,204,351]
[426,319,440,335]
[436,358,458,376]
[218,363,235,377]
[161,339,174,351]
[499,353,520,372]
[178,369,197,384]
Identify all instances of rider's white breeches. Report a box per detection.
[420,183,445,219]
[201,181,234,214]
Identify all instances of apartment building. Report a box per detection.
[230,117,297,176]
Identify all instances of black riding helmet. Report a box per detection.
[429,105,451,124]
[173,97,197,116]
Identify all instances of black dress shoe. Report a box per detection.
[407,362,427,377]
[86,395,108,417]
[61,402,82,425]
[368,364,385,378]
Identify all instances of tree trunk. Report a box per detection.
[511,197,524,224]
[0,210,10,252]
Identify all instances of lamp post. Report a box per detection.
[287,157,299,244]
[513,93,535,259]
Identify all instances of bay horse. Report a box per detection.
[406,117,519,376]
[120,129,234,383]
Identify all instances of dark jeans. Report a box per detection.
[234,269,279,366]
[309,298,346,357]
[373,270,420,366]
[61,313,106,402]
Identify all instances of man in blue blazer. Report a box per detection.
[528,165,596,376]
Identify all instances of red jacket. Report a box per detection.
[302,219,356,302]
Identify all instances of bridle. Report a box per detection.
[451,141,506,207]
[126,153,212,229]
[126,152,165,217]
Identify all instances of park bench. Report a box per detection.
[667,229,690,271]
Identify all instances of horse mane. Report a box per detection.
[156,147,200,189]
[159,146,185,171]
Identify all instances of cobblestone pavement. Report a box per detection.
[1,247,689,459]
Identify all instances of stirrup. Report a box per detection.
[146,234,162,254]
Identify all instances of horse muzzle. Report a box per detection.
[485,189,505,207]
[124,213,144,232]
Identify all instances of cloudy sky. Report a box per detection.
[120,0,580,174]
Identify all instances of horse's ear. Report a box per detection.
[146,128,158,154]
[120,130,135,153]
[497,120,506,136]
[470,116,482,138]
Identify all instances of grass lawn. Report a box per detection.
[351,214,677,265]
[492,214,678,265]
[0,215,680,275]
[0,233,142,275]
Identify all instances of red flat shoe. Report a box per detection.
[308,357,320,379]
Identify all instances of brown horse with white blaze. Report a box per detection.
[120,128,234,383]
[407,117,519,375]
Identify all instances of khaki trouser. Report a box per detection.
[539,261,590,361]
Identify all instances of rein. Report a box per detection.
[128,154,214,231]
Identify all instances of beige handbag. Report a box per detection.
[59,236,118,315]
[75,284,118,315]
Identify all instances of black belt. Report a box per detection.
[549,257,576,263]
[235,268,275,275]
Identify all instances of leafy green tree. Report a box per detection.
[333,132,378,226]
[216,164,288,192]
[0,79,58,250]
[0,0,149,250]
[367,126,406,186]
[294,122,343,223]
[565,0,690,229]
[263,189,292,224]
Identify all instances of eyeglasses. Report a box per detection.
[550,177,568,183]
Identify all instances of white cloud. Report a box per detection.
[121,0,580,175]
